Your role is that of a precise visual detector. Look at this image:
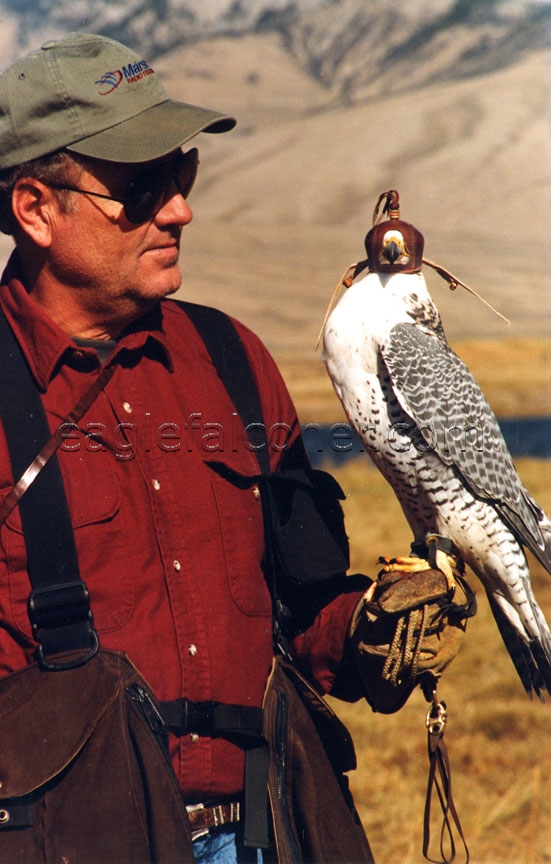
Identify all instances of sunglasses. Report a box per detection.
[48,148,199,224]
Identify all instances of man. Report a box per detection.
[0,33,468,864]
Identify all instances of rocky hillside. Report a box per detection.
[0,0,549,98]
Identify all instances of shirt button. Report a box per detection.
[188,644,198,657]
[252,486,261,499]
[123,401,133,414]
[152,478,161,491]
[173,560,181,573]
[190,733,199,744]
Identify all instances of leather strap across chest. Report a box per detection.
[0,308,116,669]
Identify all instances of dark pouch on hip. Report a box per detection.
[0,650,194,864]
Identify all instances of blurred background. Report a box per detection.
[0,2,549,861]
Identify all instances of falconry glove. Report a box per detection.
[350,539,476,713]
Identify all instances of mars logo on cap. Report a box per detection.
[96,70,123,95]
[96,60,154,95]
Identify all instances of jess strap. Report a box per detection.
[422,683,469,864]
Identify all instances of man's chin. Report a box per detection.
[146,271,182,301]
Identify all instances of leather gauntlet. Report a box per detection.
[349,564,476,713]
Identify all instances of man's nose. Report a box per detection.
[155,182,193,226]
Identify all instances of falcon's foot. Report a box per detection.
[378,534,462,594]
[430,548,457,592]
[378,555,430,574]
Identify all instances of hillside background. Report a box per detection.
[0,1,549,360]
[0,3,550,862]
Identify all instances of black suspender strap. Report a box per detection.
[179,301,324,656]
[180,302,271,849]
[177,301,270,474]
[0,309,100,670]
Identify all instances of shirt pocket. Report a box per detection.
[2,457,135,639]
[210,472,271,617]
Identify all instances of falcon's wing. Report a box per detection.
[382,322,551,569]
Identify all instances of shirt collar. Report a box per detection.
[0,251,173,390]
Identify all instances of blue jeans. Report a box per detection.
[192,827,264,864]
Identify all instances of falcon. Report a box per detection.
[322,190,551,698]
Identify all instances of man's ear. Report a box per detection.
[11,178,60,248]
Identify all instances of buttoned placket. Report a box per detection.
[101,366,210,698]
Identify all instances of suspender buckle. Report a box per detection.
[28,581,99,671]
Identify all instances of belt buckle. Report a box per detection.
[186,803,209,842]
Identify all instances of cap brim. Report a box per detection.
[66,99,236,163]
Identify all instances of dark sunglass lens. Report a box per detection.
[122,148,199,224]
[176,148,199,199]
[123,167,165,224]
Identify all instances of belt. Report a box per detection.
[186,801,241,841]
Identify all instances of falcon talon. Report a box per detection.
[433,550,457,593]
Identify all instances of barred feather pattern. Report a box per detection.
[322,270,551,698]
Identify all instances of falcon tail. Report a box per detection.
[499,499,551,577]
[487,594,551,700]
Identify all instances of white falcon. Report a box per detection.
[322,191,551,698]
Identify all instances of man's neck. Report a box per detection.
[73,335,118,364]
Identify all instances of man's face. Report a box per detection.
[43,151,194,327]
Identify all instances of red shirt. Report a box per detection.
[0,256,362,802]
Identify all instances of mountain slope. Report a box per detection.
[0,0,548,98]
[283,0,551,99]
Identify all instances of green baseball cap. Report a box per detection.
[0,32,236,169]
